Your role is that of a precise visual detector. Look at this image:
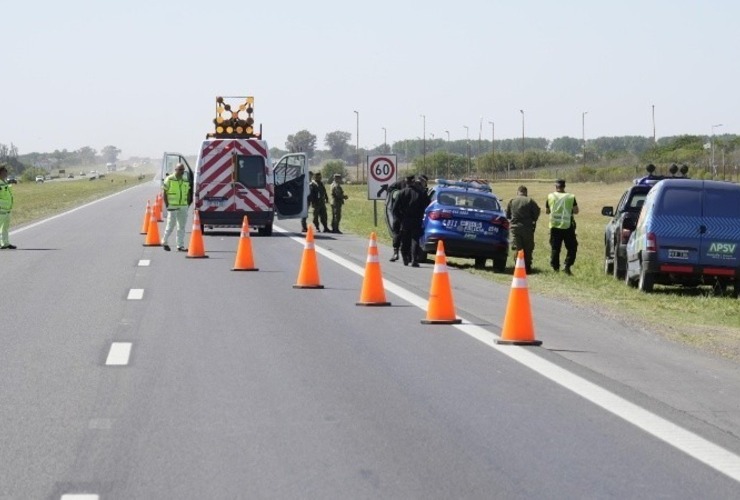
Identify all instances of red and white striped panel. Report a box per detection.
[196,139,273,213]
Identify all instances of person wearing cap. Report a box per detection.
[545,179,579,274]
[506,185,540,273]
[392,176,427,267]
[301,171,314,232]
[0,164,16,249]
[161,163,192,251]
[309,172,330,233]
[329,173,348,234]
[387,174,415,262]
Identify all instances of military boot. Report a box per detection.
[390,249,399,262]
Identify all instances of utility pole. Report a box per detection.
[420,114,426,176]
[353,110,360,182]
[582,111,588,162]
[382,127,387,152]
[444,130,450,178]
[488,120,495,170]
[652,104,656,144]
[463,125,470,176]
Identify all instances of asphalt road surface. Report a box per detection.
[2,182,740,499]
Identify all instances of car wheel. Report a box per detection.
[419,251,430,264]
[474,257,487,269]
[493,253,507,273]
[258,223,273,236]
[733,278,740,299]
[604,256,614,275]
[625,263,637,288]
[613,254,625,280]
[638,260,654,293]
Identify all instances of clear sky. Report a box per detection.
[2,0,737,159]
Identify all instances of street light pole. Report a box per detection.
[652,104,656,144]
[582,111,588,161]
[711,123,723,178]
[353,110,360,182]
[421,114,426,175]
[488,120,495,171]
[382,127,387,152]
[463,125,470,176]
[520,109,525,155]
[444,130,450,178]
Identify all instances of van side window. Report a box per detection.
[705,188,740,218]
[659,187,701,216]
[236,155,266,188]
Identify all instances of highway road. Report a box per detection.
[2,182,740,499]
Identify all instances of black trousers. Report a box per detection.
[549,227,578,270]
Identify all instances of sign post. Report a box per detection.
[367,155,397,226]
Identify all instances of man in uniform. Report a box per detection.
[161,163,192,251]
[309,172,330,233]
[329,173,348,234]
[301,171,314,233]
[0,164,16,249]
[545,179,579,275]
[506,185,540,273]
[393,178,427,267]
[386,174,414,262]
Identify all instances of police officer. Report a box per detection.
[301,171,314,232]
[387,174,414,262]
[0,164,16,250]
[545,179,579,274]
[330,173,348,234]
[309,172,330,233]
[506,185,540,273]
[393,178,426,267]
[161,163,192,251]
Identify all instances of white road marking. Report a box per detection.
[127,288,144,300]
[138,259,151,266]
[275,225,740,483]
[106,342,132,366]
[61,494,99,499]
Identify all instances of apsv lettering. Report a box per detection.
[709,243,737,254]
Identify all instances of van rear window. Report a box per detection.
[236,155,266,188]
[705,187,740,218]
[658,187,701,216]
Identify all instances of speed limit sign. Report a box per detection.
[367,154,397,200]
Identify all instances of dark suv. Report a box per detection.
[602,164,689,279]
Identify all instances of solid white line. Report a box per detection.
[61,495,99,500]
[105,342,132,366]
[127,288,144,300]
[275,224,740,483]
[138,259,151,267]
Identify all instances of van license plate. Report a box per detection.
[668,249,688,259]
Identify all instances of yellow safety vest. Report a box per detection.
[163,174,190,207]
[547,192,575,229]
[0,180,13,212]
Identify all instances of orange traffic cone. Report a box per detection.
[153,194,163,222]
[421,241,462,324]
[356,232,391,306]
[140,201,151,235]
[232,215,258,271]
[143,206,161,247]
[186,210,209,259]
[496,250,541,346]
[293,226,323,289]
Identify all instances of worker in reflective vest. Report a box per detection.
[161,163,192,251]
[0,164,16,249]
[546,179,578,275]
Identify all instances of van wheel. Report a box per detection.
[613,254,625,280]
[638,261,654,293]
[604,257,614,276]
[258,224,273,236]
[493,253,507,273]
[474,257,487,269]
[625,267,637,288]
[733,278,740,299]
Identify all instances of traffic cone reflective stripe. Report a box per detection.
[293,226,323,289]
[143,205,161,246]
[496,250,541,345]
[140,201,151,235]
[154,193,164,222]
[357,232,391,306]
[186,210,208,258]
[232,215,258,271]
[421,241,462,324]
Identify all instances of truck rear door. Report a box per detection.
[273,153,308,219]
[160,152,193,185]
[655,184,702,266]
[700,183,740,268]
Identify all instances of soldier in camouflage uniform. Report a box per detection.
[309,172,330,233]
[506,185,541,273]
[330,173,348,234]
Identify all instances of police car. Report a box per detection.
[420,179,509,271]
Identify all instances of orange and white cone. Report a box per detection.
[356,232,391,306]
[421,240,462,324]
[186,210,208,259]
[232,215,258,271]
[143,205,161,247]
[496,250,541,345]
[293,226,323,289]
[154,193,164,222]
[140,200,151,235]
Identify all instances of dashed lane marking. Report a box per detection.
[127,288,144,300]
[105,342,132,366]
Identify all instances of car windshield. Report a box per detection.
[437,191,499,211]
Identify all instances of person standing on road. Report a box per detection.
[0,164,16,250]
[386,174,414,262]
[506,185,540,274]
[301,171,314,233]
[545,179,578,274]
[310,172,330,233]
[161,163,192,251]
[393,178,426,267]
[330,173,348,234]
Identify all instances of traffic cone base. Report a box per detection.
[421,241,461,324]
[232,216,258,271]
[356,232,391,306]
[186,210,208,258]
[294,226,323,288]
[495,250,541,346]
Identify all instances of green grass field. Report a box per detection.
[339,181,740,361]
